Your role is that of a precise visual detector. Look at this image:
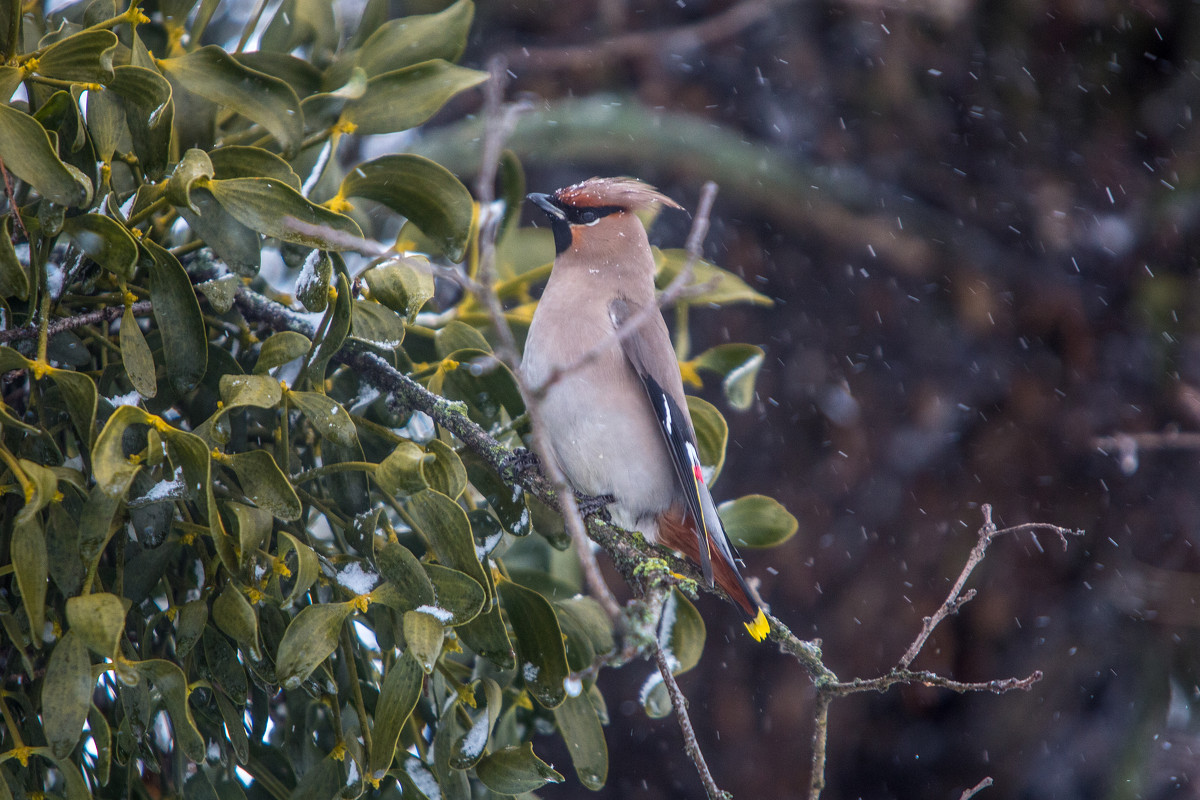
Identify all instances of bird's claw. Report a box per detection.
[501,447,541,480]
[575,492,615,521]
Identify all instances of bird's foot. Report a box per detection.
[575,492,615,521]
[501,447,541,480]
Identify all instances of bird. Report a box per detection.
[521,176,770,642]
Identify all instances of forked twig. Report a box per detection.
[805,504,1082,799]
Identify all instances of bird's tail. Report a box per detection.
[657,510,770,641]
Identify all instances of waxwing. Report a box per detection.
[522,177,769,641]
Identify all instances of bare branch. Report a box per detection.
[652,645,729,800]
[807,693,831,800]
[505,0,792,71]
[898,503,1080,670]
[0,300,153,345]
[959,777,994,800]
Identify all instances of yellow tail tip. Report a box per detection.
[745,609,770,642]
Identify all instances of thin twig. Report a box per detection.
[807,693,831,800]
[467,61,623,620]
[0,301,153,345]
[898,503,1078,670]
[652,645,728,800]
[959,777,994,799]
[505,0,791,70]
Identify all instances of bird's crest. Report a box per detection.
[555,177,682,212]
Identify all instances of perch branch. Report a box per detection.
[653,644,729,800]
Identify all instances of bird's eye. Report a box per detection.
[579,209,598,224]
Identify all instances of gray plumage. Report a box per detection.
[522,177,769,638]
[521,190,684,535]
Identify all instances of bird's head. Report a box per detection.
[528,177,682,255]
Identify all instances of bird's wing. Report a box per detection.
[608,297,741,587]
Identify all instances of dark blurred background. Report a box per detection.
[422,0,1200,796]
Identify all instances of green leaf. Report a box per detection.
[46,503,84,596]
[686,395,727,484]
[92,404,149,494]
[253,331,312,373]
[309,268,352,381]
[213,581,262,661]
[66,592,126,659]
[0,0,18,61]
[494,149,525,235]
[44,366,98,447]
[339,154,474,261]
[207,177,363,249]
[422,563,484,626]
[141,239,208,393]
[178,188,262,277]
[214,691,249,764]
[62,213,138,279]
[227,450,302,521]
[220,373,283,408]
[210,145,301,189]
[87,706,112,785]
[376,441,429,496]
[376,539,435,608]
[339,60,488,136]
[476,743,564,795]
[196,274,239,313]
[165,148,215,214]
[275,601,355,689]
[226,501,273,569]
[119,305,157,398]
[174,598,208,660]
[556,596,614,672]
[402,608,444,673]
[288,390,357,447]
[465,454,531,538]
[718,494,799,548]
[157,45,303,154]
[407,489,489,602]
[295,250,333,312]
[368,651,423,779]
[17,458,59,525]
[435,321,491,357]
[0,102,92,206]
[423,438,466,500]
[496,580,569,709]
[202,626,248,705]
[42,632,93,758]
[277,531,319,607]
[352,298,406,349]
[35,29,118,83]
[83,80,125,163]
[663,589,705,674]
[362,258,434,323]
[554,692,608,790]
[690,343,765,411]
[354,0,473,77]
[654,248,773,307]
[455,598,514,670]
[108,64,174,179]
[434,348,525,429]
[0,215,28,299]
[136,660,206,762]
[11,516,47,645]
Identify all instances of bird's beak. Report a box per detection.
[527,192,566,221]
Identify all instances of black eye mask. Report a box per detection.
[527,193,624,253]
